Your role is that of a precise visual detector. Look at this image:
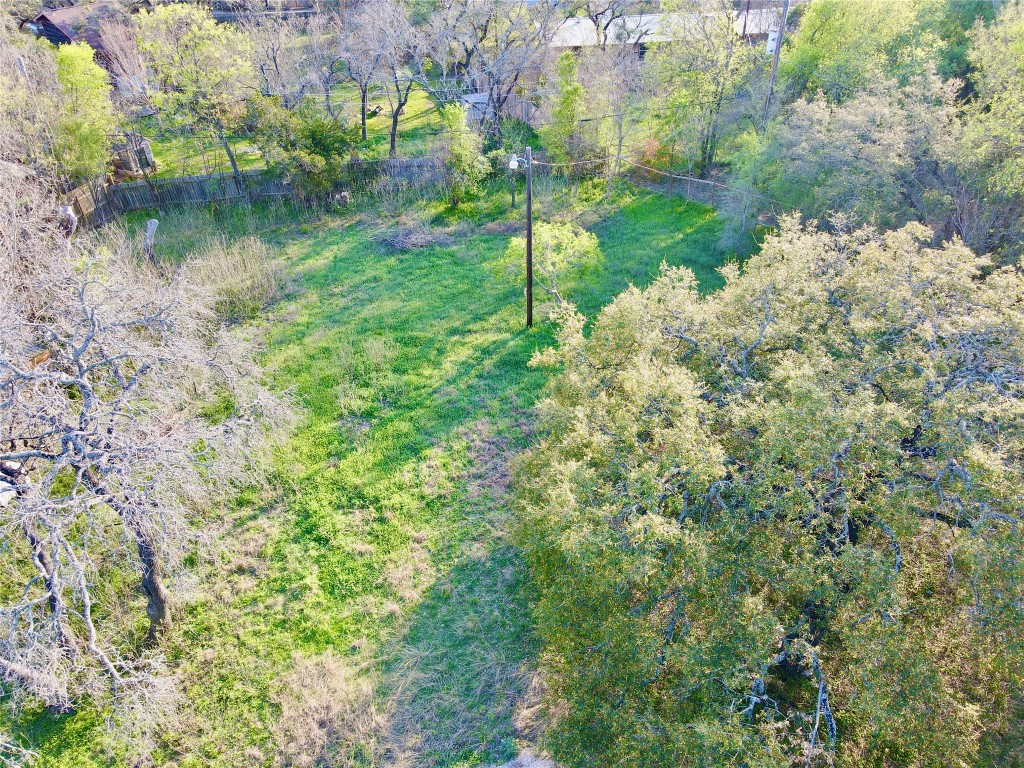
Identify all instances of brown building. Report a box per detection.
[25,2,128,59]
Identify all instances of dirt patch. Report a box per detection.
[511,671,548,745]
[480,220,522,236]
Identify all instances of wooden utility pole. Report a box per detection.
[525,145,534,329]
[761,0,790,131]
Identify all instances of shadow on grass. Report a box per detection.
[5,181,729,768]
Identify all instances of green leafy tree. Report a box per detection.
[438,102,489,208]
[961,0,1024,251]
[137,5,254,194]
[728,75,960,235]
[543,51,587,165]
[0,34,115,185]
[499,221,601,307]
[652,0,758,176]
[248,96,359,198]
[516,218,1024,767]
[54,42,117,182]
[782,0,993,101]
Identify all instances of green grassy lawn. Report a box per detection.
[142,84,442,180]
[9,181,724,767]
[143,127,266,179]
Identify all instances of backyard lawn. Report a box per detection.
[11,181,725,767]
[143,86,442,178]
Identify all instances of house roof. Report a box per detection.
[733,8,781,37]
[30,2,126,53]
[550,14,673,48]
[550,10,777,49]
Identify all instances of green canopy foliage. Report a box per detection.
[651,0,758,175]
[516,219,1024,767]
[248,96,359,198]
[54,42,116,182]
[438,102,489,207]
[499,220,601,308]
[137,4,254,136]
[782,0,993,101]
[964,1,1024,204]
[542,51,587,165]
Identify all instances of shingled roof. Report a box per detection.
[29,2,126,55]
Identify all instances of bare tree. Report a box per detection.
[569,0,636,50]
[465,0,561,142]
[0,177,282,723]
[409,0,495,104]
[306,11,346,121]
[580,44,650,180]
[0,34,67,187]
[654,0,759,175]
[367,0,418,157]
[98,18,150,109]
[334,4,386,139]
[240,14,313,109]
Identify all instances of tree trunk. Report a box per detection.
[216,117,250,203]
[324,82,334,118]
[389,109,400,157]
[360,85,369,142]
[82,468,172,645]
[137,535,171,644]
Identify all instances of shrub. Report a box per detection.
[541,51,586,166]
[438,102,489,208]
[248,96,360,198]
[54,42,117,182]
[497,220,601,308]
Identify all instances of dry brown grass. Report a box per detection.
[270,652,383,768]
[187,235,286,321]
[457,418,532,506]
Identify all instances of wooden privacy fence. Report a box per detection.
[64,157,445,226]
[64,170,290,226]
[64,178,120,227]
[111,170,291,210]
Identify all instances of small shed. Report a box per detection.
[111,132,155,175]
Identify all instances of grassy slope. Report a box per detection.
[12,183,723,767]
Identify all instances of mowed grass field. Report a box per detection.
[11,181,725,767]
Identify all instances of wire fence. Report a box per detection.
[65,143,749,232]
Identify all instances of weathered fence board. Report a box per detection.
[65,158,444,227]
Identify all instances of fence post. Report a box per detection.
[144,219,159,262]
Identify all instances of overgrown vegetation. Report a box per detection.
[2,180,721,765]
[517,218,1024,766]
[5,1,1024,765]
